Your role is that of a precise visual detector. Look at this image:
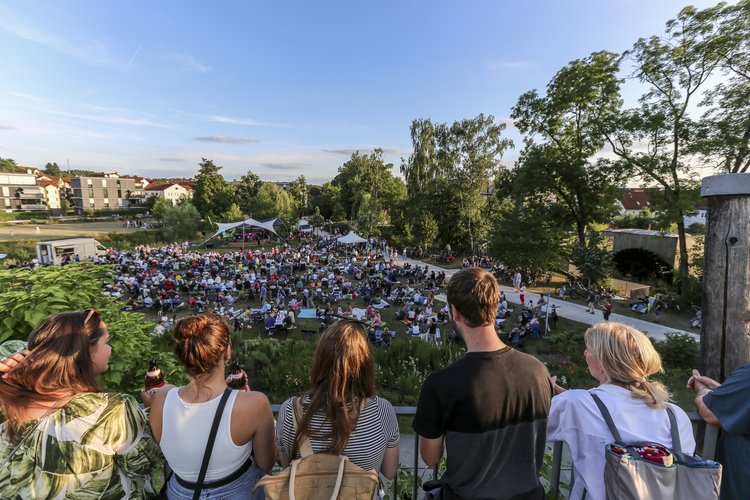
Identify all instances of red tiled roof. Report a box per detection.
[620,189,652,210]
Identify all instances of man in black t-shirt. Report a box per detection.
[413,267,553,500]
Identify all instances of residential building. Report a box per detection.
[617,188,653,216]
[0,172,47,212]
[70,174,138,214]
[144,182,193,205]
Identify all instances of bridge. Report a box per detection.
[602,228,696,280]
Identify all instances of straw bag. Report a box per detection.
[255,398,379,500]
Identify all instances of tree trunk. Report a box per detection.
[700,174,750,382]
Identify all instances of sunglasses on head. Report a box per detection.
[84,308,99,325]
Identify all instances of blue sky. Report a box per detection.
[0,0,722,184]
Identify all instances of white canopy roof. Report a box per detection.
[210,218,278,239]
[337,231,367,244]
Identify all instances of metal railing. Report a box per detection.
[271,405,719,500]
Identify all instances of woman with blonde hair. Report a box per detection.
[0,309,163,498]
[150,314,275,499]
[275,319,400,479]
[547,322,696,500]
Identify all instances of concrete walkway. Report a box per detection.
[399,256,698,342]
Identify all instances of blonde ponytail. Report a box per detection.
[585,322,671,408]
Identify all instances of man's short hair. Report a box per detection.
[447,267,500,328]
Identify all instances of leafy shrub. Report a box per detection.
[0,263,186,395]
[653,332,699,370]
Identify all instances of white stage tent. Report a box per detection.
[210,218,279,240]
[336,231,367,244]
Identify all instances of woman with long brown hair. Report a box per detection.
[149,314,275,499]
[276,319,400,479]
[0,309,163,498]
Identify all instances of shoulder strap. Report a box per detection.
[293,397,315,458]
[589,392,623,443]
[666,406,682,453]
[192,388,232,500]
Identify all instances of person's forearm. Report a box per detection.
[695,389,721,427]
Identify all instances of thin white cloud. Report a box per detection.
[6,92,169,128]
[209,115,289,128]
[261,162,308,170]
[0,6,124,69]
[210,115,264,126]
[194,135,261,144]
[322,147,403,156]
[0,125,14,130]
[162,52,211,73]
[125,41,144,70]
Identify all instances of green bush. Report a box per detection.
[98,230,167,249]
[653,332,699,370]
[0,240,37,260]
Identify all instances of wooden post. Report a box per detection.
[700,174,750,382]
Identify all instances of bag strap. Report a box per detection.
[666,406,682,454]
[589,392,623,443]
[292,397,315,458]
[288,455,347,500]
[192,388,232,500]
[291,397,369,458]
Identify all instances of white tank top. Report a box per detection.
[160,388,253,481]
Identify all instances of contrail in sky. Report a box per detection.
[126,41,144,69]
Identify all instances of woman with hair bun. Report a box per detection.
[150,314,274,499]
[0,309,163,498]
[275,319,400,479]
[547,322,696,500]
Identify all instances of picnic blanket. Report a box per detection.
[297,308,318,319]
[372,300,391,309]
[435,294,447,303]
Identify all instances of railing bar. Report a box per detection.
[413,435,419,500]
[702,424,719,461]
[550,441,563,499]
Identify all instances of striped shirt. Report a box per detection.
[276,395,399,471]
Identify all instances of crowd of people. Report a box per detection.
[0,267,746,499]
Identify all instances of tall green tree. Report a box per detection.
[604,9,719,301]
[570,230,613,286]
[44,162,62,176]
[510,51,625,247]
[401,114,512,251]
[162,203,201,241]
[248,182,294,222]
[289,175,309,216]
[684,1,750,173]
[235,170,263,214]
[332,149,406,228]
[191,158,237,221]
[489,199,566,274]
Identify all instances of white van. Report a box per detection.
[35,238,107,265]
[296,220,313,234]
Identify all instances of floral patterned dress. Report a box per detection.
[0,343,163,499]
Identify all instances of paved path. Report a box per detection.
[399,256,698,342]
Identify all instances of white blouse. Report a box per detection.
[546,384,696,500]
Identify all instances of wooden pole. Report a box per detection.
[700,174,750,382]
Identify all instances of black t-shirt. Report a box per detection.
[413,347,553,500]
